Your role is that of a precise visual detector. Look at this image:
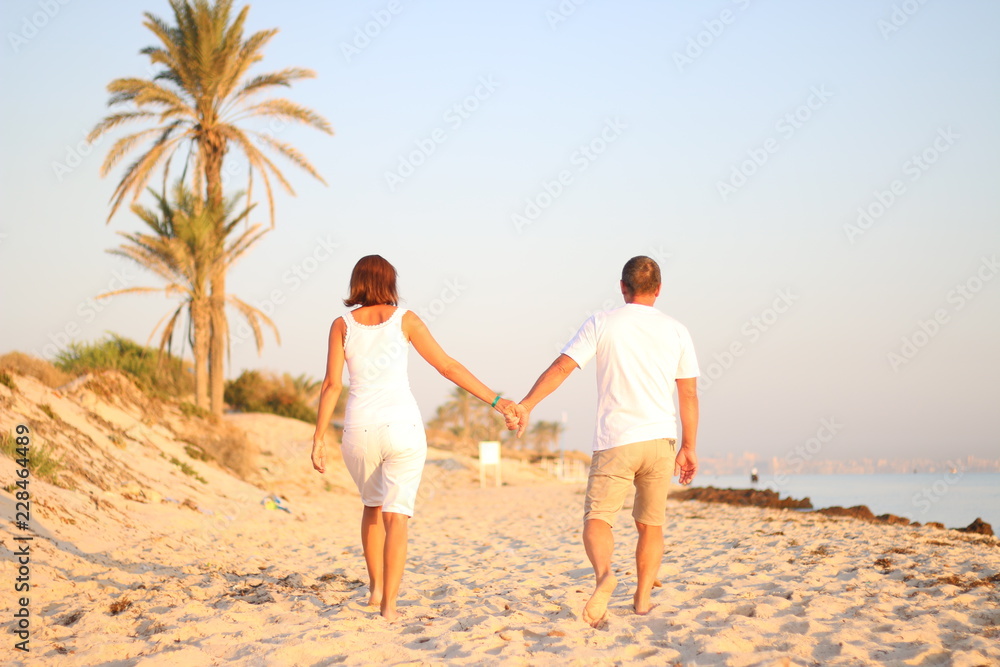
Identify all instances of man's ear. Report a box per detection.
[654,284,662,297]
[620,280,629,299]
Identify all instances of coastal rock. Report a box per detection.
[957,518,994,536]
[669,486,812,510]
[926,522,945,530]
[876,513,911,526]
[817,505,876,521]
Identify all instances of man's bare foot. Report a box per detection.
[633,590,657,615]
[582,573,617,628]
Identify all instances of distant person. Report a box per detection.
[511,256,699,627]
[312,255,523,621]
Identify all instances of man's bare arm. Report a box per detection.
[674,377,699,485]
[516,354,579,437]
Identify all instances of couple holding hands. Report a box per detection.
[311,254,699,625]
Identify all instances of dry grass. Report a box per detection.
[182,422,259,483]
[0,352,73,388]
[108,596,132,615]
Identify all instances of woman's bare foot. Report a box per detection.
[368,589,382,607]
[380,601,399,622]
[582,573,617,628]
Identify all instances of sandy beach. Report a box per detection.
[2,371,999,666]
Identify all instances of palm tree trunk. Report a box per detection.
[209,270,226,415]
[205,144,226,417]
[192,298,210,409]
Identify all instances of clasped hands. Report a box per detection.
[493,398,529,437]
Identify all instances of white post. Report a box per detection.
[479,441,501,488]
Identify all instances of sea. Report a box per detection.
[693,473,1000,532]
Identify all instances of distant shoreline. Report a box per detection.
[670,485,996,538]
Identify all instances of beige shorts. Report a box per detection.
[584,438,676,527]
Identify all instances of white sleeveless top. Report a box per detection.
[342,307,422,428]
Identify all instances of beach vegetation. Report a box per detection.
[169,455,207,484]
[180,401,214,421]
[108,596,133,615]
[39,404,59,421]
[54,334,193,400]
[0,370,17,392]
[90,0,332,417]
[0,432,67,488]
[224,370,329,423]
[429,387,510,452]
[0,352,72,388]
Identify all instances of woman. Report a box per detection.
[311,255,521,621]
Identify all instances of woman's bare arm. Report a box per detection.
[312,317,346,473]
[403,311,522,425]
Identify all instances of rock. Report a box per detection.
[876,513,910,526]
[817,505,876,521]
[669,486,812,510]
[925,522,945,530]
[956,517,993,536]
[181,498,199,511]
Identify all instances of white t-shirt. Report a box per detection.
[561,303,699,451]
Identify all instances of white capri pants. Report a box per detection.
[340,422,427,516]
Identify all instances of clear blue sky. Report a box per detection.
[1,0,998,464]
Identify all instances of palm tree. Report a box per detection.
[100,182,279,408]
[89,0,332,415]
[530,420,565,456]
[429,388,507,451]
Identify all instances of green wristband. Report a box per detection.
[491,394,502,408]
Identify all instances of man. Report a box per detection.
[514,256,699,627]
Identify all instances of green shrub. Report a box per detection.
[169,456,207,484]
[183,443,211,462]
[179,401,213,421]
[54,334,193,399]
[225,370,319,423]
[0,432,66,487]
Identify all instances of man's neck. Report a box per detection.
[625,295,657,307]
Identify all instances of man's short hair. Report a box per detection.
[621,256,661,295]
